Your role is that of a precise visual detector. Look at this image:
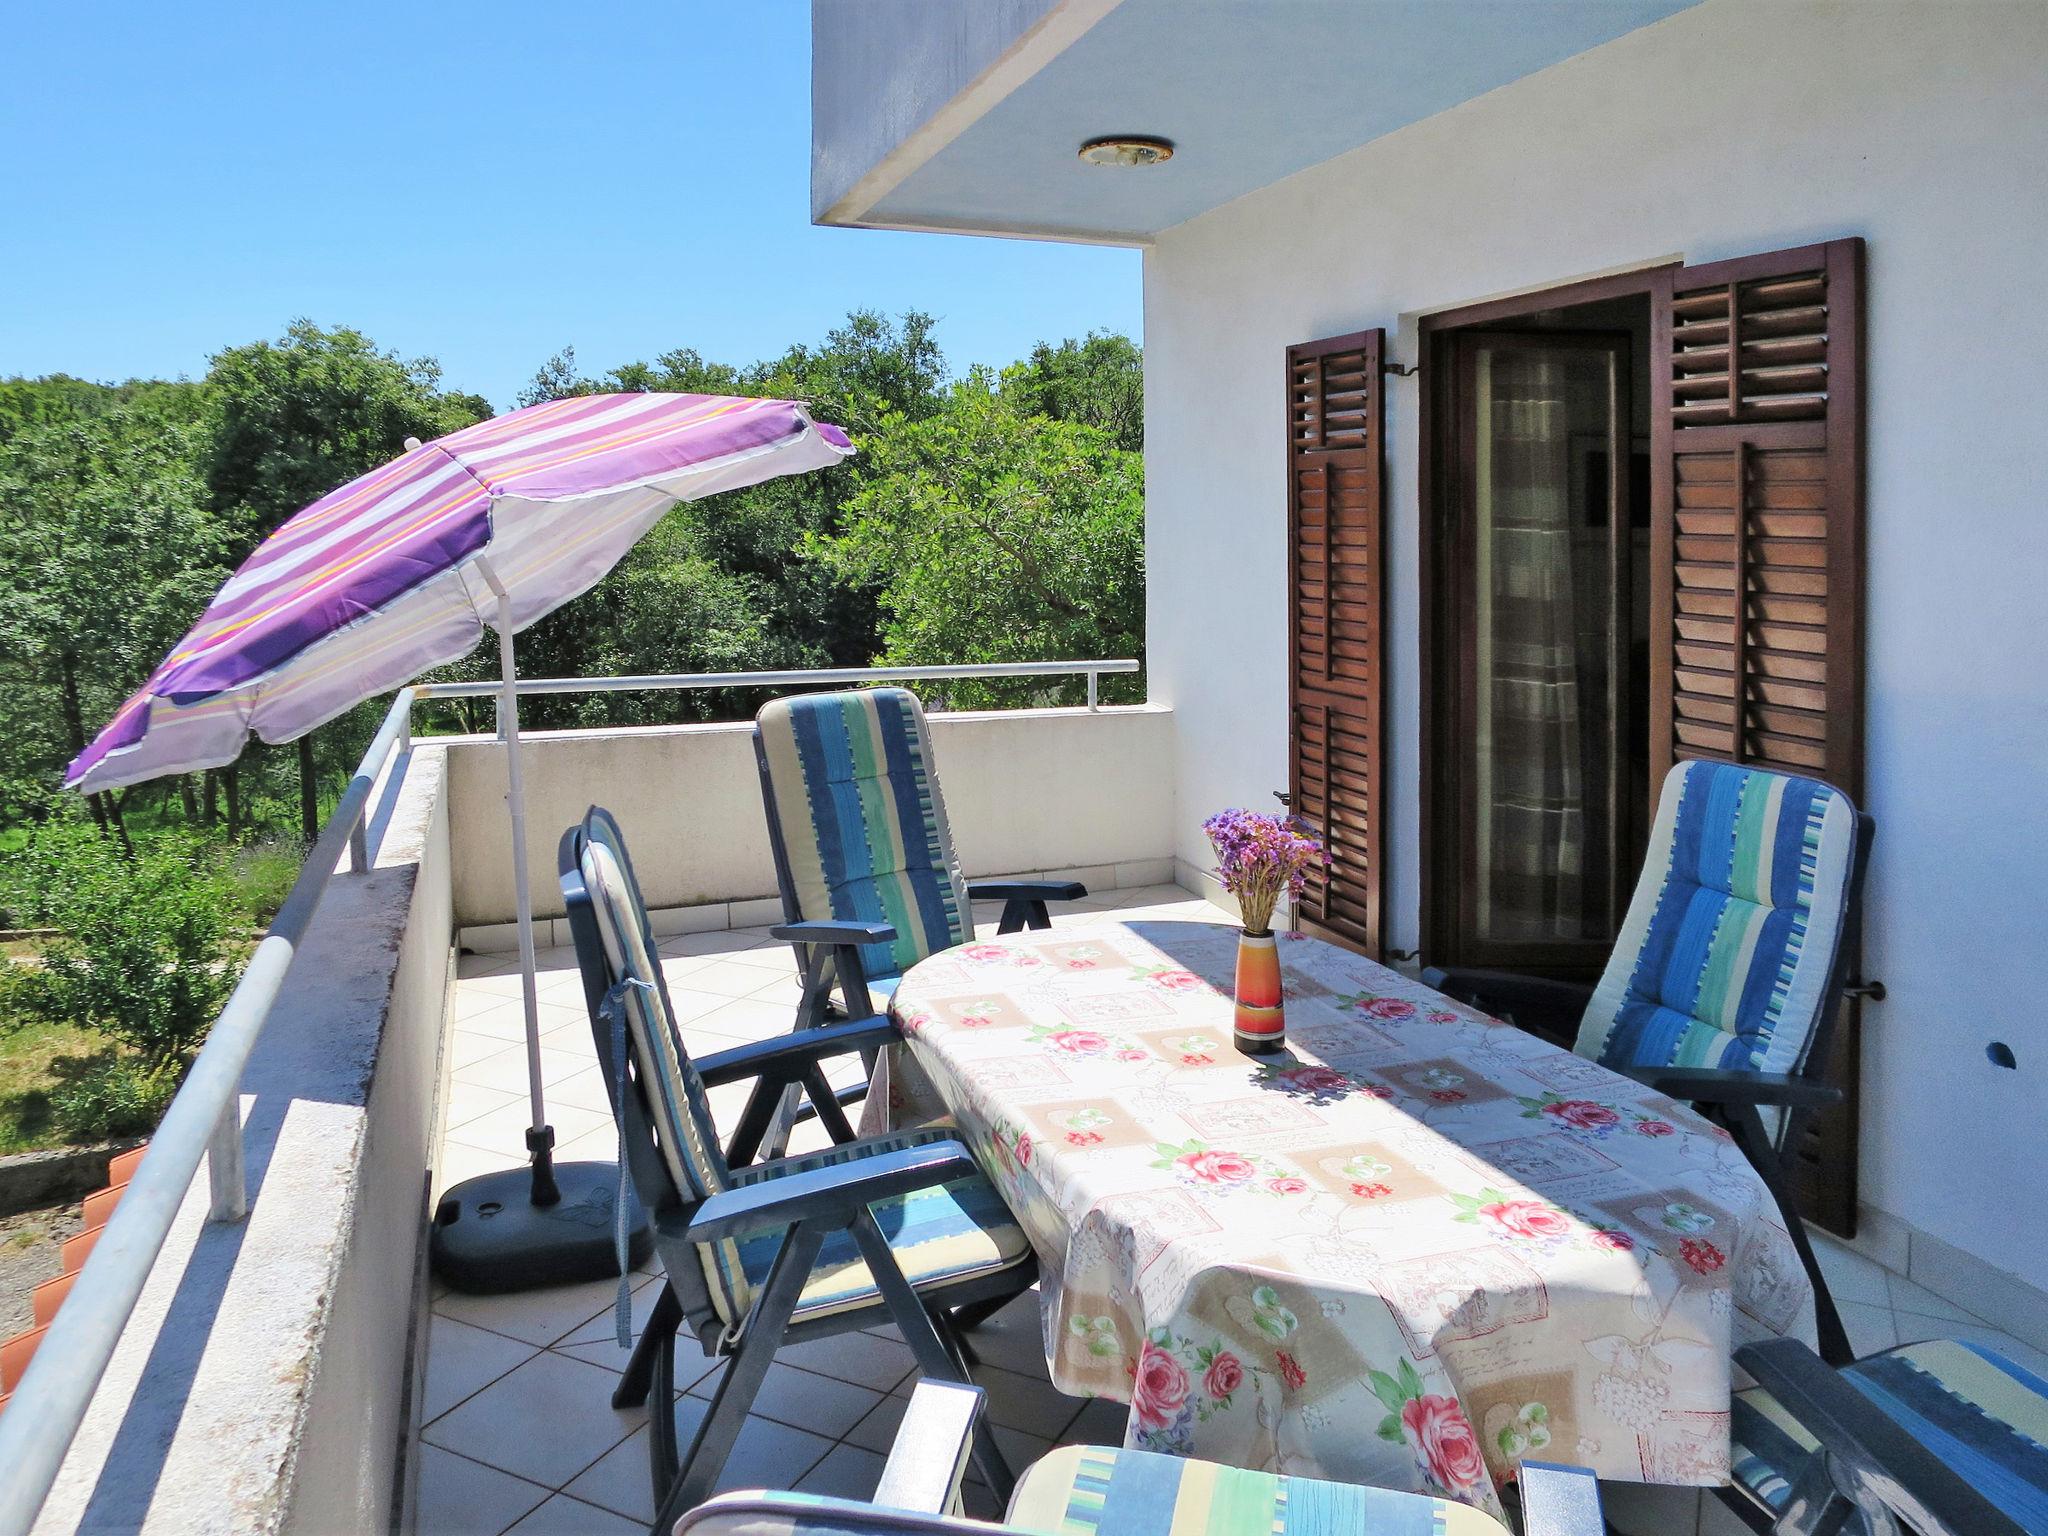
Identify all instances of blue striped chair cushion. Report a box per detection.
[671,1451,1518,1536]
[579,836,753,1324]
[756,689,972,986]
[1008,1445,1514,1536]
[1731,1339,2048,1529]
[1576,759,1858,1074]
[728,1129,1031,1323]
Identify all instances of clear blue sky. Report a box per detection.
[0,2,1141,410]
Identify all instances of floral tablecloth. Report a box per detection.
[882,919,1816,1517]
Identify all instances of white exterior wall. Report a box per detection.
[1143,0,2048,1296]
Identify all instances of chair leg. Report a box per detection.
[1725,1104,1856,1367]
[614,1282,683,1410]
[844,1207,1016,1502]
[653,1222,825,1532]
[644,1308,681,1519]
[932,1305,1016,1502]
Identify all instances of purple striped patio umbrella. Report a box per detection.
[66,392,853,1288]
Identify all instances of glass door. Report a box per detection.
[1449,330,1639,973]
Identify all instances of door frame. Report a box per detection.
[1416,265,1675,969]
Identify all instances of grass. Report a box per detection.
[0,1017,111,1156]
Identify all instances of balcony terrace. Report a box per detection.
[7,670,2045,1536]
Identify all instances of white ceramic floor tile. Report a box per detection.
[794,1442,889,1500]
[1057,1395,1130,1448]
[443,1079,524,1134]
[501,1493,644,1535]
[992,1422,1056,1474]
[670,984,757,1024]
[423,1315,543,1422]
[746,973,805,1007]
[842,1391,912,1455]
[954,1291,1052,1379]
[454,1007,533,1045]
[566,1409,836,1520]
[1886,1270,1989,1327]
[1839,1299,1901,1355]
[658,929,772,960]
[455,986,521,1023]
[448,1029,515,1070]
[412,1444,550,1536]
[423,1351,647,1488]
[1810,1235,1895,1308]
[692,997,799,1041]
[773,1326,918,1390]
[723,945,799,974]
[451,1096,615,1158]
[690,960,792,999]
[561,1422,665,1522]
[544,1066,624,1117]
[975,1363,1087,1438]
[455,1042,598,1096]
[687,1359,884,1439]
[435,1273,623,1347]
[554,1275,663,1350]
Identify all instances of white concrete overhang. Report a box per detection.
[812,0,1700,244]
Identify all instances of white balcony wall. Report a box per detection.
[37,746,454,1535]
[1142,3,2046,1316]
[441,704,1177,931]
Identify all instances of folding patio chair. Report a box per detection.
[1725,1336,2043,1534]
[1425,758,1876,1365]
[560,807,1040,1535]
[751,687,1086,1113]
[672,1380,1608,1536]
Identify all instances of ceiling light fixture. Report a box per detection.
[1078,135,1174,168]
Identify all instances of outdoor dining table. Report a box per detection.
[881,916,1818,1521]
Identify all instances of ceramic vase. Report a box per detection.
[1233,929,1286,1052]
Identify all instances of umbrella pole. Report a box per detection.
[427,557,652,1293]
[478,559,560,1207]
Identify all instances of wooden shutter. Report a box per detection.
[1287,329,1386,955]
[1650,238,1864,788]
[1650,238,1865,1232]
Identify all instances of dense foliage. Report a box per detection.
[0,312,1144,834]
[0,313,1143,1140]
[1,818,242,1136]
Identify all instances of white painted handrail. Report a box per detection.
[0,658,1138,1535]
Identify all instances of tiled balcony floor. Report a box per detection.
[413,885,2048,1536]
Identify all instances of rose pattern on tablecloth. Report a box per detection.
[885,918,1816,1517]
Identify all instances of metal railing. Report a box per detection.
[0,658,1138,1536]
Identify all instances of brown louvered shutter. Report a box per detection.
[1651,238,1864,787]
[1650,238,1865,1232]
[1287,330,1386,955]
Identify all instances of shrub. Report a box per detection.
[1,818,242,1069]
[231,837,303,925]
[49,1054,181,1141]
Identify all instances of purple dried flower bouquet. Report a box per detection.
[1202,808,1329,937]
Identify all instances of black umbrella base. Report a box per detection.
[431,1158,652,1294]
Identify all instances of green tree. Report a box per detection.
[202,320,491,838]
[0,398,232,830]
[817,369,1144,708]
[1002,332,1144,453]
